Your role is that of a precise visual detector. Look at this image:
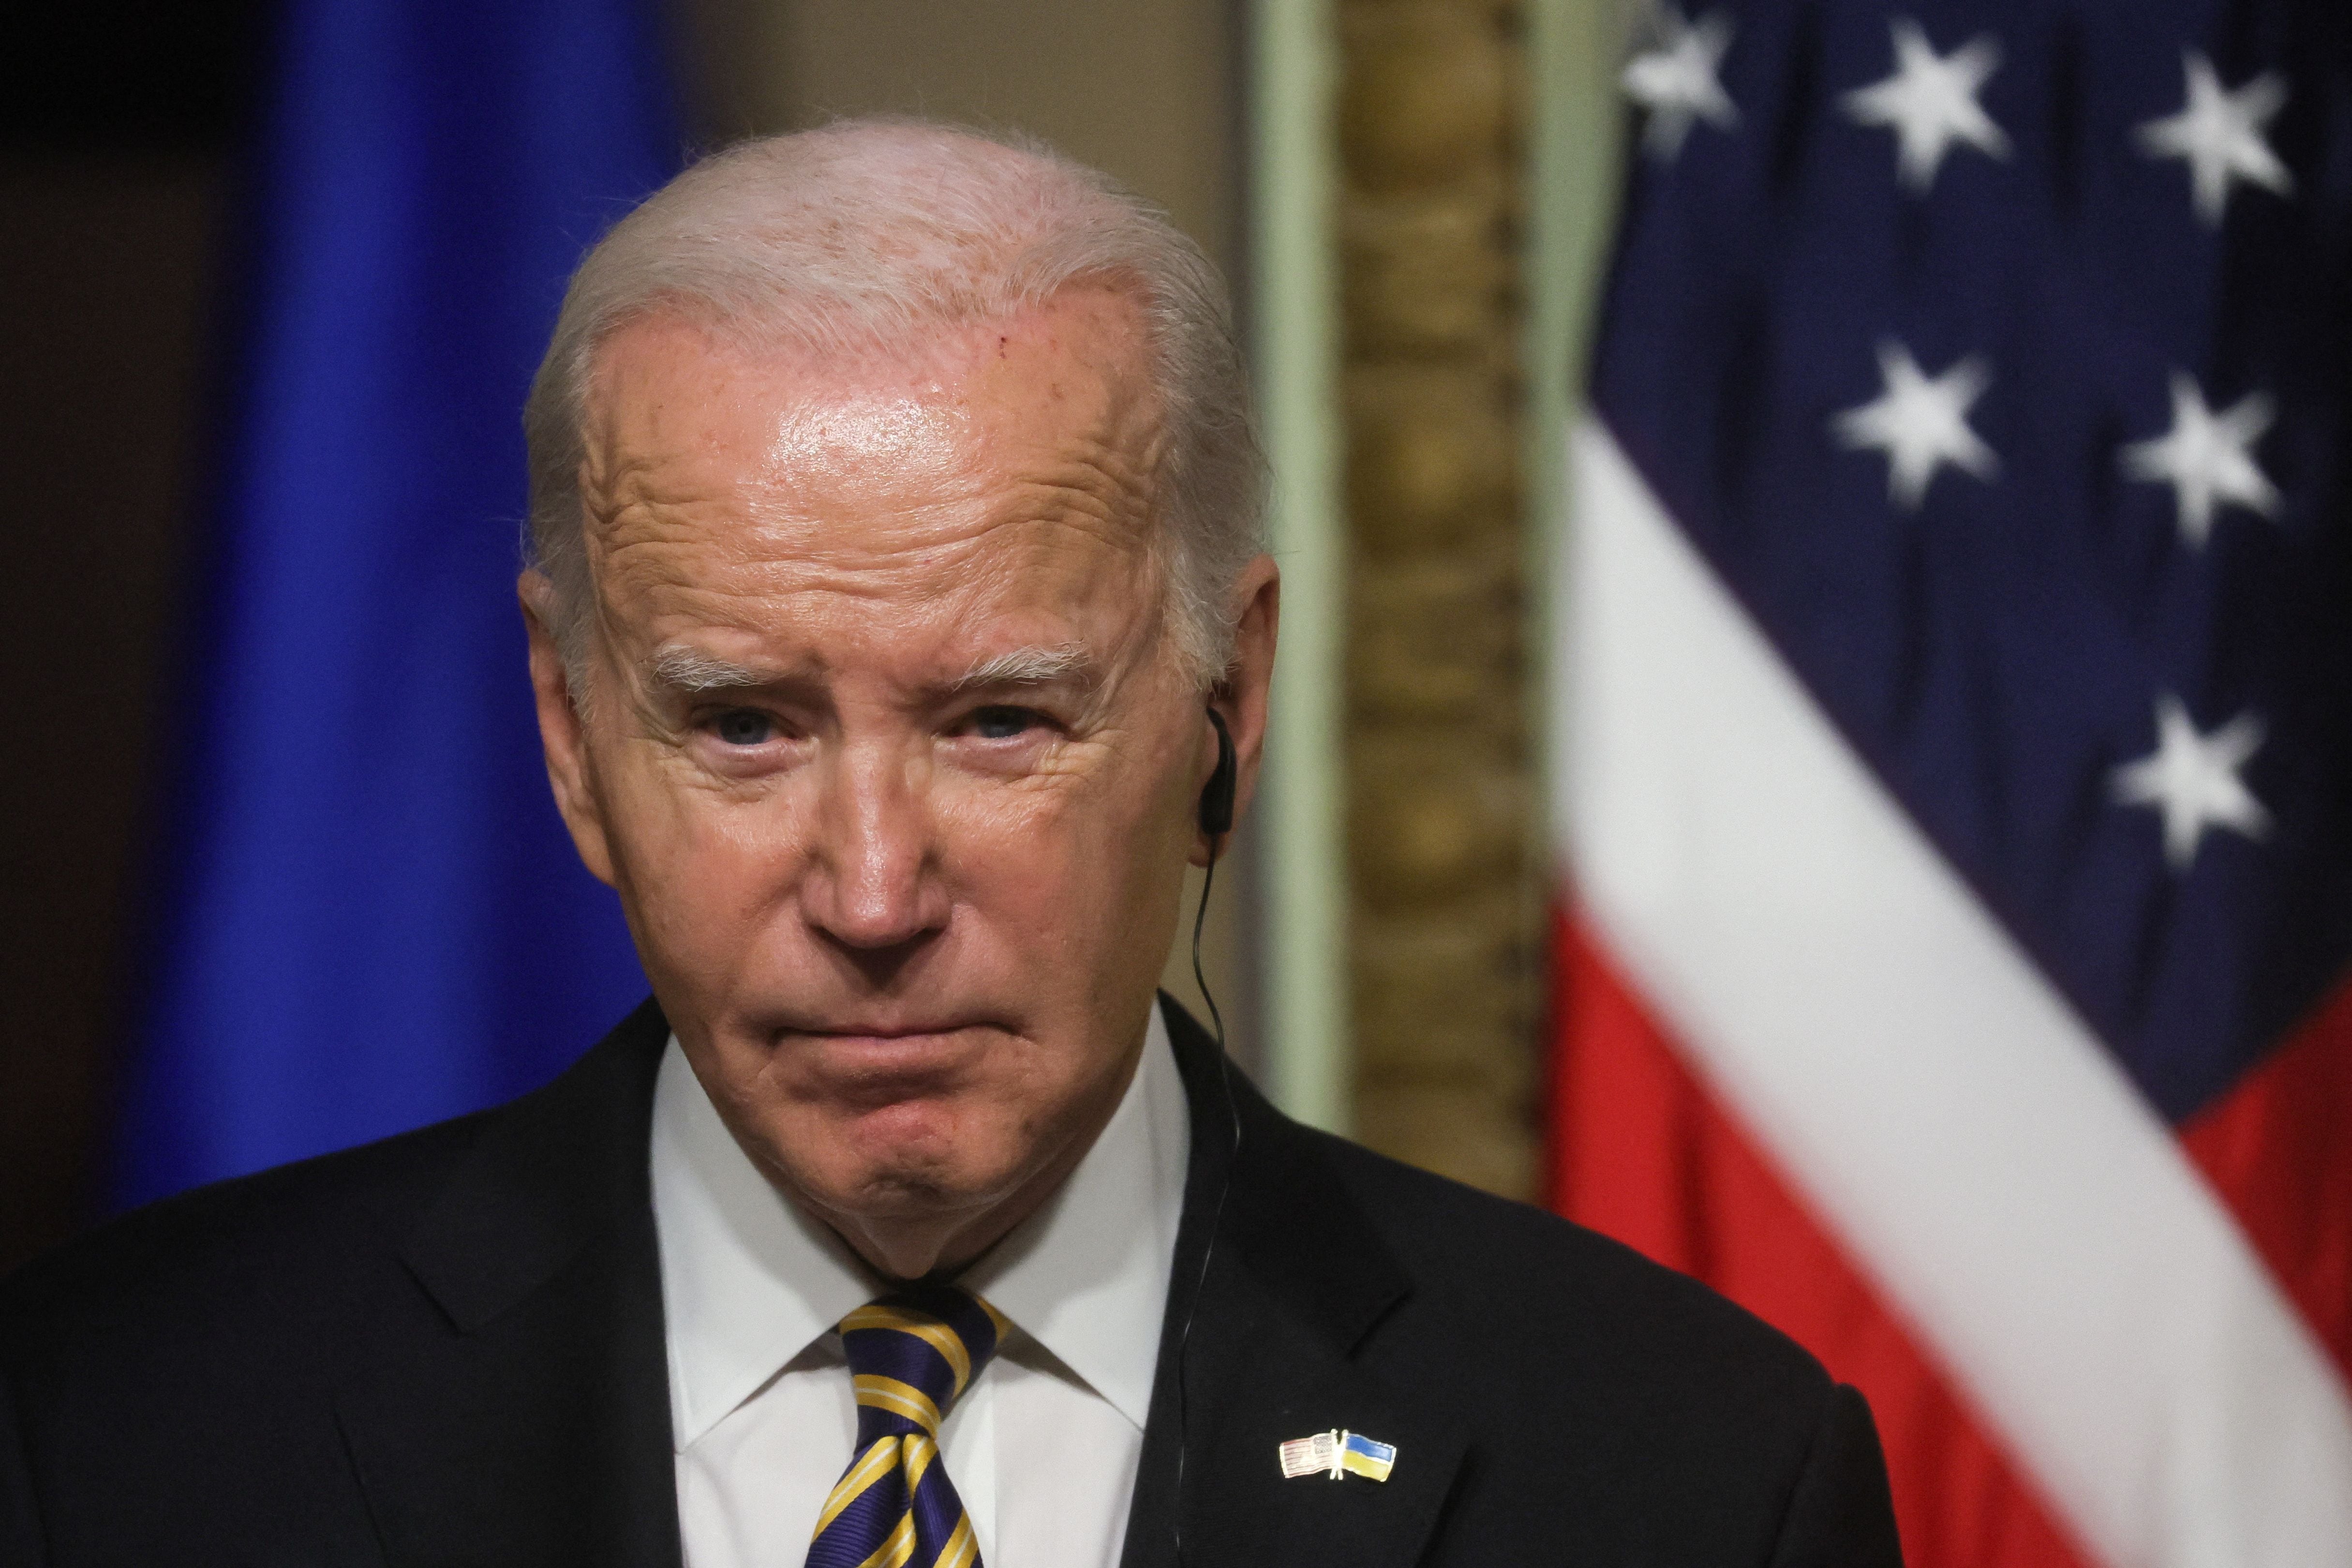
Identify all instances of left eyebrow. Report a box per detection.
[939,642,1101,698]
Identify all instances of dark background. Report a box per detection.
[1,2,265,1273]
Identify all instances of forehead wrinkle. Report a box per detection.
[585,314,1168,579]
[1001,373,1164,492]
[957,444,1161,584]
[574,302,1187,705]
[589,479,1168,678]
[998,461,1151,540]
[581,431,757,585]
[580,401,743,520]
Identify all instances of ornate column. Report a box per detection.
[1337,0,1538,1196]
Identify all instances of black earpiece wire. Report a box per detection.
[1189,841,1226,1055]
[1190,706,1237,1054]
[1171,706,1243,1564]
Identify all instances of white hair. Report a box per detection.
[522,118,1265,691]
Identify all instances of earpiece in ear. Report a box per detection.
[1198,707,1237,838]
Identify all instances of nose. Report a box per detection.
[803,739,949,963]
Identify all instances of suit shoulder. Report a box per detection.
[2,1000,669,1352]
[1308,1127,1831,1390]
[0,1103,489,1354]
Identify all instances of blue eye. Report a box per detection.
[968,706,1038,740]
[713,709,774,747]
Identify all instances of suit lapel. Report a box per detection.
[1121,1000,1466,1568]
[334,1001,683,1568]
[329,993,1461,1568]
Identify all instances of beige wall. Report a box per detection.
[685,0,1236,270]
[673,0,1257,1064]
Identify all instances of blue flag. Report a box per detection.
[117,0,679,1205]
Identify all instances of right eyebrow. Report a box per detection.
[645,644,785,694]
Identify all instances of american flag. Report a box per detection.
[1546,3,2352,1564]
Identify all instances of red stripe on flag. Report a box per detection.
[1548,909,2097,1568]
[2180,972,2352,1386]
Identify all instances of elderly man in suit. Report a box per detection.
[0,121,1902,1567]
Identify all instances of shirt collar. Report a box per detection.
[650,1005,1189,1449]
[649,1036,874,1450]
[961,1003,1188,1432]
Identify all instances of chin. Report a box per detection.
[794,1112,1021,1221]
[835,1168,997,1224]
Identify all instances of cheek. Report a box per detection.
[935,751,1193,948]
[592,744,802,958]
[937,785,1091,937]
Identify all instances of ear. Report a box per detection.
[1194,554,1280,866]
[519,571,618,888]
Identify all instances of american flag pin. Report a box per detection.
[1277,1428,1397,1483]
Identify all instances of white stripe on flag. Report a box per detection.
[1555,418,2352,1568]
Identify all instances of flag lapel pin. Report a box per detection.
[1278,1428,1397,1483]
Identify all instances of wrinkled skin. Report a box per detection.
[521,287,1278,1280]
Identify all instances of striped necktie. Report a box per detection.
[805,1286,1010,1568]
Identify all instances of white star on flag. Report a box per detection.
[1623,6,1739,161]
[1831,341,2000,508]
[1841,17,2010,193]
[2119,372,2279,549]
[2135,52,2292,227]
[2111,694,2272,870]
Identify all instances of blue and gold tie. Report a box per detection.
[805,1286,1009,1568]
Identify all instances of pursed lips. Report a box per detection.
[776,1020,1000,1075]
[791,1020,994,1042]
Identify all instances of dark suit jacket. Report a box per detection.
[1,997,1903,1566]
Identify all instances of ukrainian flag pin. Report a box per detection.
[1277,1428,1397,1482]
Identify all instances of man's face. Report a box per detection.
[524,290,1273,1277]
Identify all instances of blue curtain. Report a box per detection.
[117,0,680,1204]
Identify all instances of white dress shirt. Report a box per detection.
[650,1008,1189,1568]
